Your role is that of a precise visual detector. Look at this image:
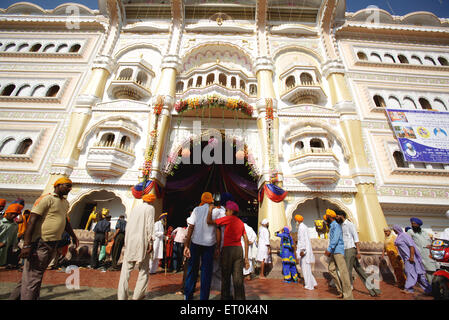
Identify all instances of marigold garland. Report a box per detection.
[174,94,253,116]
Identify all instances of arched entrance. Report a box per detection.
[290,197,350,238]
[69,190,126,230]
[162,133,258,231]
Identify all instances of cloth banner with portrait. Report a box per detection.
[386,108,449,164]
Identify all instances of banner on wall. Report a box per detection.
[386,108,449,164]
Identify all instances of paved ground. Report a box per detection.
[0,267,433,301]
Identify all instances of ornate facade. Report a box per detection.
[1,0,448,242]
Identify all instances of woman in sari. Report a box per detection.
[393,225,431,295]
[275,227,298,283]
[382,227,406,289]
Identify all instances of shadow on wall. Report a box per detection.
[68,190,126,230]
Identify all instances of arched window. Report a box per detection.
[438,57,449,66]
[403,97,417,109]
[136,71,148,86]
[196,76,202,87]
[388,96,401,108]
[46,85,60,97]
[419,98,432,110]
[1,84,16,96]
[240,80,246,91]
[384,54,396,63]
[187,78,193,88]
[29,43,42,52]
[219,73,227,86]
[231,77,236,88]
[393,151,407,168]
[15,138,33,155]
[5,43,16,51]
[370,53,382,62]
[43,44,55,53]
[410,55,422,65]
[17,44,29,52]
[357,52,368,60]
[119,136,131,150]
[56,44,68,53]
[101,133,115,147]
[300,73,313,85]
[69,44,81,53]
[0,138,16,154]
[373,95,386,108]
[16,84,31,97]
[294,141,304,153]
[206,73,214,85]
[398,55,409,64]
[434,99,447,111]
[285,75,295,88]
[249,84,257,95]
[31,85,46,97]
[310,138,324,149]
[176,81,184,93]
[118,68,133,80]
[424,56,436,65]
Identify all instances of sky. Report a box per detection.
[0,0,448,18]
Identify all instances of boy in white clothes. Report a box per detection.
[256,219,271,279]
[295,214,317,290]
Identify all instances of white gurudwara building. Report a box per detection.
[1,0,448,252]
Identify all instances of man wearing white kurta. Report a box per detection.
[150,213,166,274]
[256,219,270,279]
[117,194,155,300]
[295,214,317,290]
[242,222,257,278]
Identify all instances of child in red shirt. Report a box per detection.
[207,200,249,300]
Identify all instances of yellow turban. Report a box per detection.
[325,209,336,218]
[294,214,304,222]
[54,177,72,187]
[200,192,213,206]
[142,194,156,203]
[159,212,168,219]
[5,203,23,215]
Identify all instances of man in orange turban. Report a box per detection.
[183,192,216,300]
[118,189,155,300]
[9,176,78,300]
[0,203,21,267]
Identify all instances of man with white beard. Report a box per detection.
[295,214,317,290]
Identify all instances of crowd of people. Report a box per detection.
[1,180,448,300]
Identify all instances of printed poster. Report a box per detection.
[386,108,449,164]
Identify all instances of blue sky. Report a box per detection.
[1,0,448,18]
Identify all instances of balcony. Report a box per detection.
[280,81,327,105]
[288,148,340,185]
[86,142,136,178]
[107,78,152,101]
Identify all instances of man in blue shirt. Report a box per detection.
[324,209,353,300]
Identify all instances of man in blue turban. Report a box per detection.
[407,217,437,284]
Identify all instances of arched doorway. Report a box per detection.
[290,197,348,238]
[162,135,258,231]
[69,190,126,230]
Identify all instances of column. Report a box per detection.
[255,57,287,239]
[323,61,387,242]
